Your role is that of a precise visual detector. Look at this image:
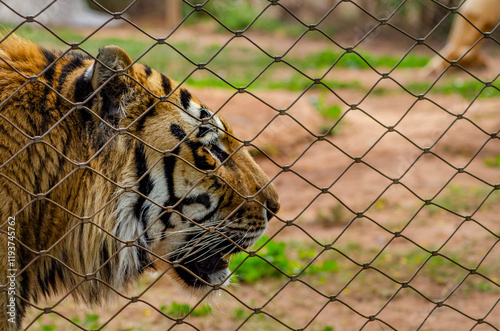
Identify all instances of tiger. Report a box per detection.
[0,34,279,329]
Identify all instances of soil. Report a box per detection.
[23,24,500,331]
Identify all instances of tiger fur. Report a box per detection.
[0,34,279,329]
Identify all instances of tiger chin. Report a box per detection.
[0,34,279,329]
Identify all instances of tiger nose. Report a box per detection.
[266,200,280,221]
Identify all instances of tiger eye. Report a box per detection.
[199,108,211,119]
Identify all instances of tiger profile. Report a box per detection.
[0,34,279,329]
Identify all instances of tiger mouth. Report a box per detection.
[188,251,230,276]
[172,237,243,288]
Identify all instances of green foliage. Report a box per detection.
[183,1,304,36]
[230,237,289,282]
[161,302,212,318]
[82,313,100,329]
[484,155,500,168]
[41,325,56,331]
[232,307,247,320]
[230,236,339,283]
[430,184,498,215]
[292,49,429,70]
[311,93,343,136]
[406,80,500,99]
[426,255,462,285]
[201,1,260,31]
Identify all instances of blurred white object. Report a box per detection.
[426,0,500,74]
[0,0,114,28]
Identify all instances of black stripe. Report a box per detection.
[170,123,186,140]
[210,144,229,163]
[42,49,57,83]
[196,126,213,137]
[98,241,113,281]
[57,53,85,93]
[100,241,110,266]
[39,49,57,134]
[199,108,211,119]
[74,74,94,125]
[100,93,121,128]
[133,144,154,272]
[144,64,152,78]
[133,144,154,221]
[74,74,94,104]
[161,74,172,96]
[179,88,191,110]
[135,103,156,131]
[160,146,181,232]
[170,123,215,170]
[183,194,211,210]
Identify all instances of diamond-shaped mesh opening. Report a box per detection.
[0,1,499,330]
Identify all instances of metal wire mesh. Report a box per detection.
[0,0,499,330]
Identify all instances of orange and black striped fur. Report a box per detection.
[0,34,279,329]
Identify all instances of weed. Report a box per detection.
[426,255,462,285]
[161,302,212,318]
[291,49,429,70]
[484,155,500,168]
[429,184,498,215]
[230,237,290,282]
[82,313,100,329]
[40,324,56,331]
[232,307,247,320]
[230,236,343,283]
[310,93,343,136]
[12,26,427,94]
[184,1,305,37]
[406,80,500,99]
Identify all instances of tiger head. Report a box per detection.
[82,45,280,291]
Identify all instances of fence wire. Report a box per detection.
[0,0,499,330]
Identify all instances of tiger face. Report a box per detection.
[0,35,280,325]
[87,46,280,289]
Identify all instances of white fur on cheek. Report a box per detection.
[142,162,169,228]
[112,181,145,289]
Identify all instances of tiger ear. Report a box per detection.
[91,45,134,91]
[88,46,135,146]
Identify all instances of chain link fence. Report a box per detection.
[0,0,499,330]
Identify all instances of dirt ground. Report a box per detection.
[23,24,500,331]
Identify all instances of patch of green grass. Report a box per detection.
[8,26,424,91]
[160,302,212,318]
[406,80,500,99]
[183,1,307,37]
[484,155,500,168]
[230,236,290,282]
[82,313,100,329]
[290,49,429,71]
[40,325,56,331]
[310,92,344,136]
[426,254,463,285]
[429,184,498,215]
[231,236,500,298]
[230,236,341,283]
[12,25,500,102]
